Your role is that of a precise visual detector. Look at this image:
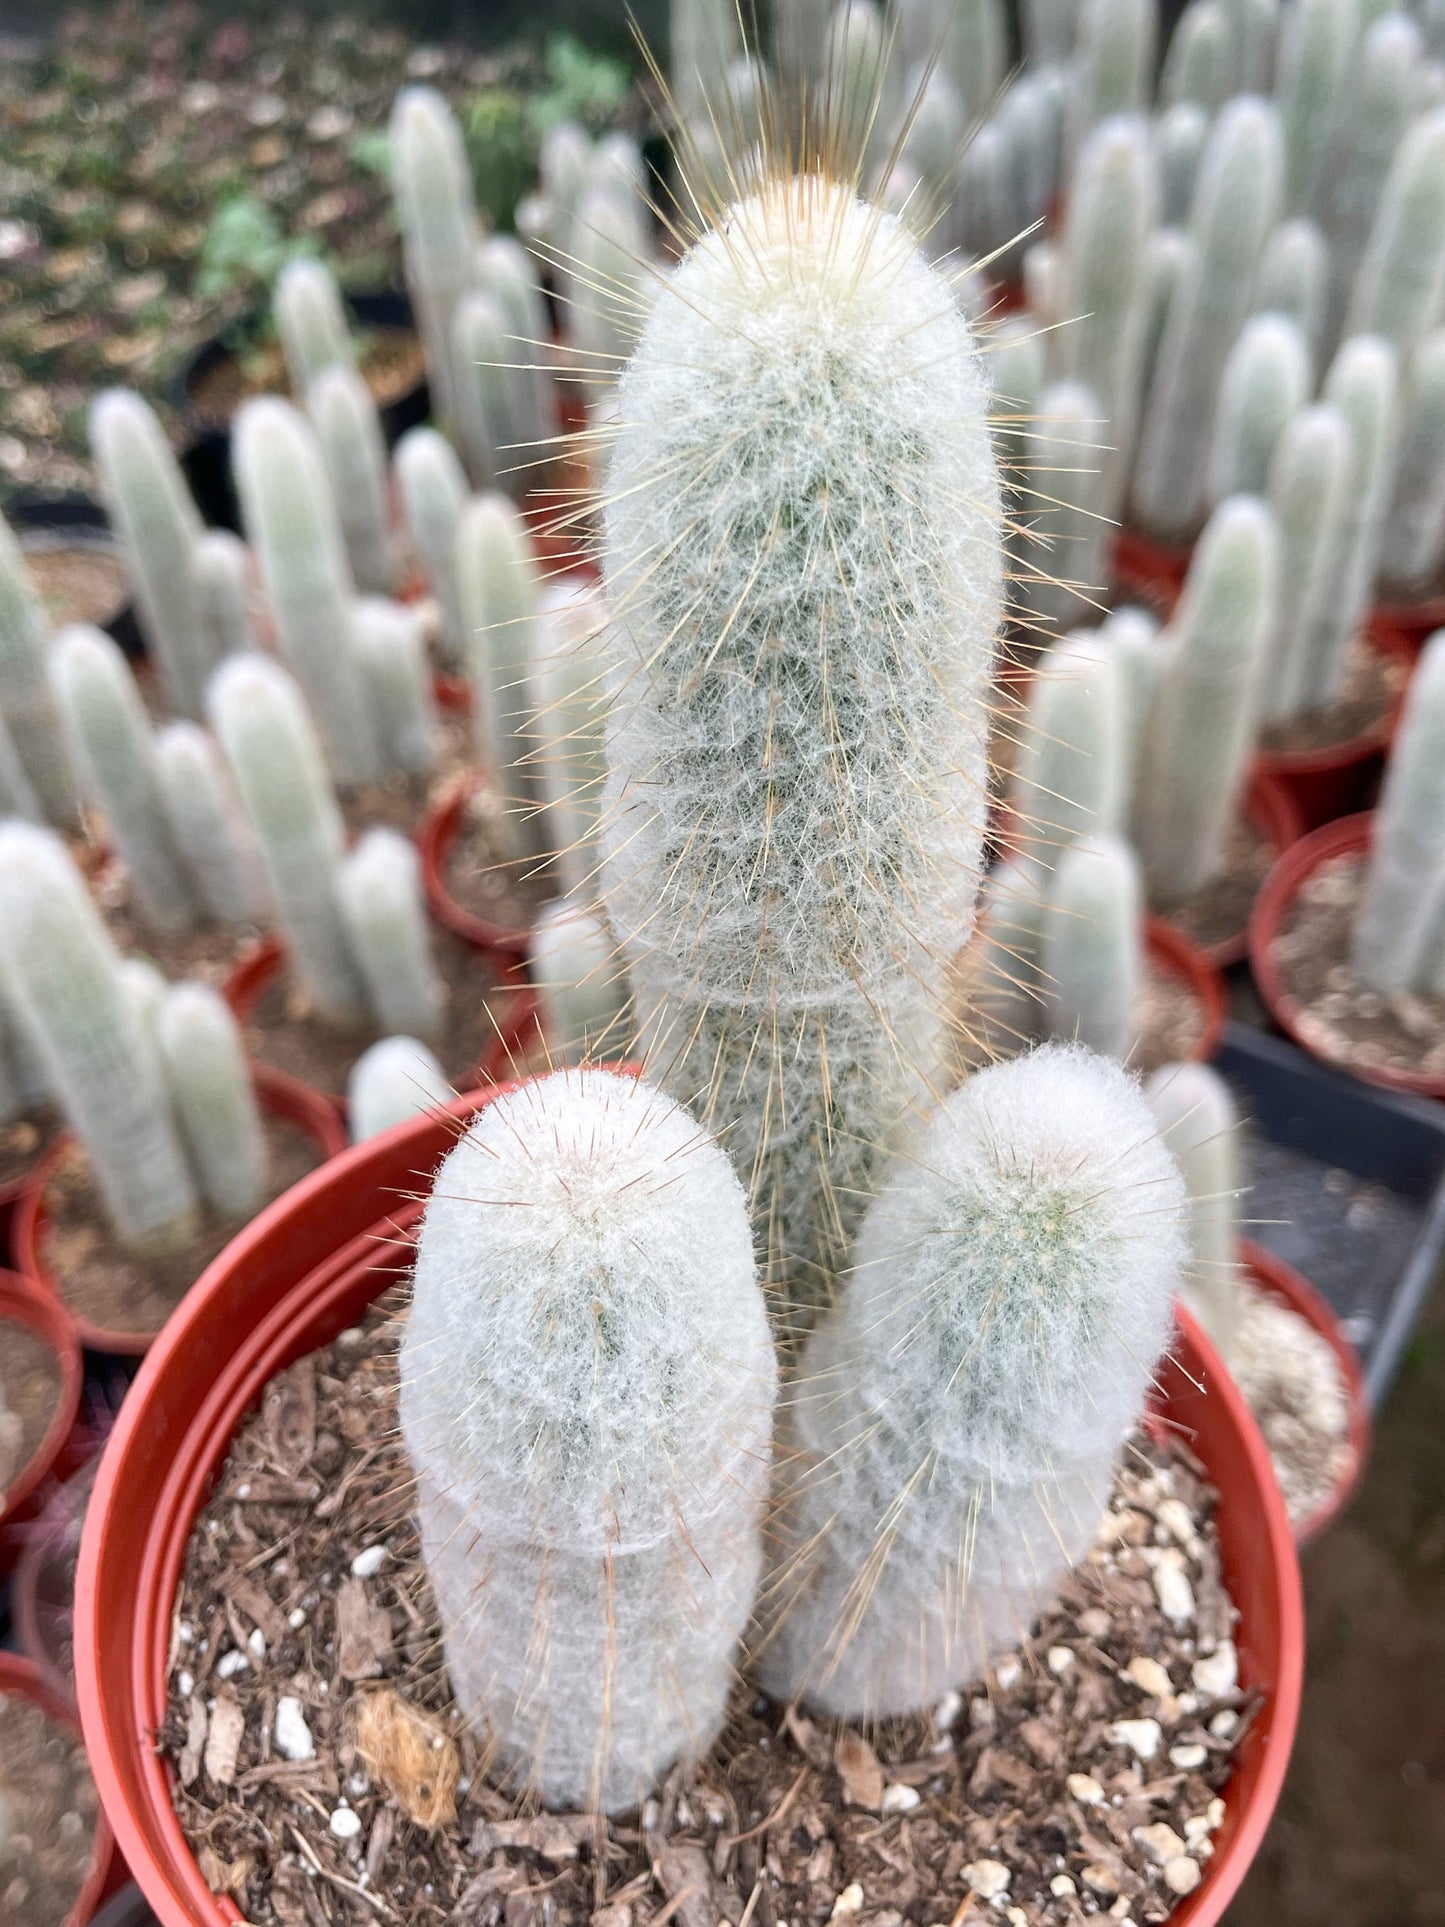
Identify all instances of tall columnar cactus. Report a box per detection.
[1145,1059,1243,1359]
[154,721,267,927]
[1255,218,1330,354]
[233,397,380,786]
[348,1034,451,1142]
[349,597,437,777]
[1140,227,1195,401]
[600,178,1001,1310]
[1010,631,1126,858]
[0,510,78,827]
[476,236,558,492]
[532,898,628,1063]
[1039,833,1142,1061]
[193,529,260,661]
[1135,496,1278,902]
[568,190,649,385]
[0,823,197,1246]
[820,0,892,178]
[157,982,266,1219]
[1160,1,1231,113]
[1103,603,1162,804]
[1322,9,1421,332]
[449,290,507,490]
[1262,400,1354,725]
[1352,630,1445,992]
[308,365,396,595]
[530,581,608,900]
[89,389,215,717]
[1022,0,1077,62]
[989,318,1046,499]
[455,492,547,863]
[210,655,366,1026]
[1019,381,1108,636]
[119,957,168,1058]
[948,857,1047,1068]
[274,257,354,399]
[0,707,39,823]
[50,623,199,934]
[1345,108,1445,361]
[1155,100,1208,226]
[1381,329,1445,592]
[1068,0,1158,156]
[390,86,482,437]
[671,0,744,130]
[758,1044,1185,1716]
[394,427,468,666]
[892,67,968,254]
[1225,0,1280,93]
[1132,97,1285,542]
[1276,0,1359,217]
[336,828,443,1040]
[1208,312,1311,502]
[896,0,1006,125]
[400,1067,776,1811]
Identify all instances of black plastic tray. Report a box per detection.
[1216,1021,1445,1407]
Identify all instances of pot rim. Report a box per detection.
[0,1269,85,1553]
[0,1649,116,1927]
[1144,914,1227,1062]
[1252,628,1413,779]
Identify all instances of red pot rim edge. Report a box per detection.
[0,1650,117,1927]
[1368,595,1445,652]
[1249,811,1445,1101]
[0,1270,84,1564]
[12,1452,101,1706]
[1144,915,1226,1063]
[416,776,534,954]
[72,1084,1302,1927]
[1252,626,1414,780]
[1239,1238,1370,1546]
[12,1063,349,1355]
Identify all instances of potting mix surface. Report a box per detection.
[0,1321,62,1503]
[1154,812,1274,956]
[0,1690,100,1927]
[162,1289,1254,1927]
[188,326,427,427]
[441,787,558,937]
[1271,852,1445,1081]
[340,711,474,842]
[1131,965,1209,1076]
[20,542,130,632]
[92,855,257,990]
[1231,1283,1353,1530]
[1257,634,1403,757]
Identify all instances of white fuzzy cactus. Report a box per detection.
[1353,630,1445,992]
[1261,400,1354,725]
[532,898,628,1063]
[400,1068,776,1812]
[475,234,558,484]
[758,1044,1184,1717]
[1208,312,1311,503]
[1010,631,1126,858]
[1145,1059,1243,1359]
[349,597,437,776]
[950,857,1047,1067]
[1276,0,1359,217]
[0,823,197,1246]
[1161,1,1231,113]
[50,623,199,934]
[530,581,608,900]
[0,509,78,826]
[390,86,483,438]
[568,190,649,385]
[395,426,469,666]
[337,828,442,1040]
[449,291,507,491]
[1322,10,1421,333]
[990,318,1046,498]
[1255,218,1330,355]
[1019,381,1108,636]
[348,1034,451,1142]
[1155,100,1209,225]
[1346,108,1445,360]
[1022,0,1076,62]
[1069,0,1157,156]
[90,389,215,717]
[456,491,547,862]
[1040,834,1142,1061]
[0,708,40,823]
[210,655,366,1026]
[274,257,354,398]
[309,364,396,595]
[1381,329,1445,592]
[820,1,893,179]
[120,957,167,1057]
[157,982,266,1219]
[600,177,1000,1309]
[671,0,744,129]
[1102,603,1163,805]
[154,721,267,928]
[193,529,261,661]
[233,397,381,786]
[896,0,1006,124]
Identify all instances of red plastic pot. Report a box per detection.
[416,775,535,954]
[1112,525,1192,612]
[1252,628,1415,831]
[1145,914,1227,1062]
[0,1651,117,1927]
[0,1270,83,1576]
[1239,1239,1370,1547]
[1369,594,1445,657]
[14,1453,101,1705]
[12,1064,348,1355]
[73,1087,1302,1927]
[1154,770,1307,971]
[1249,811,1445,1100]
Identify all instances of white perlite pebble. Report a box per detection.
[1047,1645,1075,1675]
[350,1544,387,1578]
[1133,1823,1185,1866]
[1067,1772,1106,1805]
[994,1657,1021,1691]
[830,1886,864,1919]
[934,1689,963,1730]
[1049,1875,1077,1897]
[963,1860,1010,1899]
[274,1696,315,1762]
[1209,1708,1239,1738]
[1170,1742,1208,1769]
[1164,1856,1202,1895]
[329,1807,362,1841]
[1156,1497,1199,1549]
[1150,1547,1195,1625]
[288,1608,306,1629]
[1108,1718,1163,1760]
[882,1783,921,1813]
[1192,1641,1238,1698]
[247,1628,266,1658]
[1125,1655,1173,1700]
[216,1650,248,1679]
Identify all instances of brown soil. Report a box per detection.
[40,1112,327,1340]
[243,927,510,1098]
[441,786,555,937]
[1155,809,1274,955]
[91,856,255,988]
[0,1321,62,1505]
[1133,964,1208,1076]
[1231,1281,1354,1532]
[161,1286,1249,1927]
[340,712,474,840]
[1271,852,1445,1081]
[21,540,129,631]
[189,329,426,426]
[0,1691,100,1927]
[0,1108,60,1192]
[1260,633,1405,756]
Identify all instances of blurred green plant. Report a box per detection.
[194,195,313,303]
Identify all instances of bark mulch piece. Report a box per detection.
[1270,852,1445,1081]
[1258,634,1405,756]
[1154,811,1273,956]
[21,541,129,631]
[0,1690,100,1927]
[1133,966,1207,1077]
[0,1109,60,1193]
[39,1113,326,1340]
[162,1290,1250,1927]
[1231,1281,1353,1531]
[0,1319,62,1502]
[441,786,555,936]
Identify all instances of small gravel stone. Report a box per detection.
[1164,1856,1203,1895]
[1209,1709,1239,1738]
[1049,1875,1077,1897]
[993,1657,1021,1691]
[830,1886,863,1919]
[1125,1656,1173,1700]
[329,1807,362,1840]
[1047,1645,1074,1675]
[1081,1863,1120,1898]
[1169,1743,1208,1769]
[1192,1641,1238,1698]
[216,1650,248,1679]
[881,1783,920,1814]
[1108,1718,1163,1760]
[1132,1823,1185,1866]
[934,1689,962,1730]
[1150,1547,1195,1626]
[963,1859,1010,1899]
[274,1696,315,1762]
[1066,1772,1105,1806]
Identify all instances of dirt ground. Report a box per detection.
[1228,1275,1445,1927]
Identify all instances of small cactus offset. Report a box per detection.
[274,257,354,399]
[1352,630,1445,993]
[1009,631,1127,859]
[1260,399,1354,725]
[153,721,268,928]
[0,510,78,827]
[1380,329,1445,593]
[0,823,197,1247]
[1135,496,1279,903]
[192,529,261,661]
[989,318,1046,503]
[532,898,629,1063]
[1039,833,1143,1061]
[567,190,650,387]
[336,829,444,1040]
[1155,99,1208,225]
[349,598,438,778]
[50,623,199,935]
[390,86,483,438]
[1255,219,1330,356]
[399,1068,776,1812]
[1345,108,1445,361]
[475,235,559,486]
[395,427,469,668]
[1018,381,1109,636]
[89,389,215,718]
[308,364,397,595]
[157,982,267,1219]
[455,492,547,863]
[1275,0,1359,217]
[348,1035,451,1142]
[757,1045,1184,1717]
[1207,312,1311,504]
[1145,1059,1244,1359]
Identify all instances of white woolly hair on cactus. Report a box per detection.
[120,956,168,1060]
[336,828,443,1039]
[1261,399,1353,726]
[0,508,78,827]
[1155,98,1208,226]
[154,720,268,928]
[157,981,267,1219]
[348,1034,451,1142]
[399,1066,777,1813]
[1352,629,1445,994]
[532,898,629,1064]
[390,85,482,437]
[89,389,214,717]
[1145,1059,1243,1360]
[1039,833,1142,1061]
[1381,329,1445,594]
[455,491,547,862]
[1018,380,1109,638]
[947,855,1046,1071]
[529,579,608,901]
[1102,604,1162,808]
[0,701,39,823]
[1160,0,1230,113]
[1208,312,1311,504]
[989,317,1046,500]
[1255,219,1329,358]
[193,529,261,661]
[0,822,197,1246]
[308,364,396,596]
[475,234,559,481]
[600,174,1001,1309]
[1135,495,1279,904]
[349,597,437,777]
[1345,108,1445,362]
[274,257,355,398]
[448,290,507,491]
[565,189,651,385]
[394,426,469,667]
[1322,10,1422,335]
[1010,630,1126,859]
[1068,0,1157,157]
[232,396,381,786]
[757,1043,1185,1717]
[50,621,199,935]
[209,654,367,1026]
[1276,0,1358,218]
